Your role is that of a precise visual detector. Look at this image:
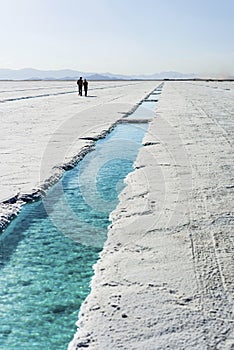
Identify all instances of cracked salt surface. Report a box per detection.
[69,81,234,350]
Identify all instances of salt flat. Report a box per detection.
[0,80,233,349]
[69,81,234,349]
[0,80,157,228]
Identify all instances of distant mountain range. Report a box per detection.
[0,68,199,81]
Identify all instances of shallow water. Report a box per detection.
[125,87,162,121]
[0,123,148,350]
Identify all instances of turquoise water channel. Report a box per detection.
[0,122,149,350]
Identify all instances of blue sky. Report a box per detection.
[0,0,233,76]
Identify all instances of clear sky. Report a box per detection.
[0,0,233,76]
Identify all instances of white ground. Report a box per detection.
[68,81,234,349]
[0,80,233,349]
[0,80,157,228]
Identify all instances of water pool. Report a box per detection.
[0,122,148,350]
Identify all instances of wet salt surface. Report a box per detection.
[124,84,163,122]
[0,123,148,349]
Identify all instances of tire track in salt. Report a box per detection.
[183,84,234,347]
[0,82,138,103]
[0,90,76,103]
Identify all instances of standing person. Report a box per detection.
[83,79,88,96]
[77,77,83,96]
